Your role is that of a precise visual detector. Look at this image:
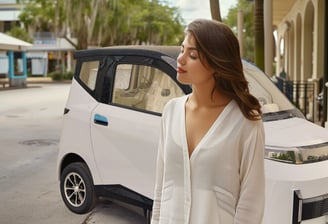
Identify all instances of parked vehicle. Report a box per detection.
[57,46,328,224]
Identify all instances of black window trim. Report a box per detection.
[106,55,190,115]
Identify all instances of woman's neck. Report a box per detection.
[189,87,231,108]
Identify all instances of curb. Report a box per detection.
[0,78,71,91]
[27,78,72,84]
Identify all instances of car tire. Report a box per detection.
[60,162,96,214]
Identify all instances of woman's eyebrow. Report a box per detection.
[187,47,198,51]
[181,44,198,51]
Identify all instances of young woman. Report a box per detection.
[151,19,265,224]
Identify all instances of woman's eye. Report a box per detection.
[190,52,198,59]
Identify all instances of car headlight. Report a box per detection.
[265,143,328,164]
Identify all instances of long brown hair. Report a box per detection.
[186,19,261,120]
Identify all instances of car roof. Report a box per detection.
[74,45,180,60]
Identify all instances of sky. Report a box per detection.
[166,0,238,24]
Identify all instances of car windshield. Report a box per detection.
[242,61,304,121]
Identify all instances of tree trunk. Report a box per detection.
[77,24,89,50]
[209,0,222,22]
[254,0,264,71]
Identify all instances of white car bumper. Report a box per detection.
[264,159,328,224]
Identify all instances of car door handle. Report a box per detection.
[94,114,108,126]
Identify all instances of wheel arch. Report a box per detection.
[59,153,89,178]
[59,158,97,214]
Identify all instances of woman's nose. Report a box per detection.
[177,53,186,65]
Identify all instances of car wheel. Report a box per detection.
[60,162,96,214]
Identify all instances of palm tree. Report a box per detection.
[19,0,184,49]
[209,0,222,21]
[62,0,104,49]
[254,0,264,71]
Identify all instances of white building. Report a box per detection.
[267,0,327,123]
[0,0,76,76]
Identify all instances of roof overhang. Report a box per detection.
[273,0,297,26]
[0,32,33,51]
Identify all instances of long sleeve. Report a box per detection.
[151,117,165,224]
[234,121,265,224]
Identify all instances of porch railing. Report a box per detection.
[274,77,320,123]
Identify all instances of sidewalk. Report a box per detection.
[27,77,72,84]
[26,77,53,83]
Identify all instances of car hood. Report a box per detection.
[264,117,328,148]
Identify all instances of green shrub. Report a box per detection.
[63,71,74,80]
[49,71,63,80]
[48,71,73,81]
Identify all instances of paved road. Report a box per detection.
[0,83,146,224]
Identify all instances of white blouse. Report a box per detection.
[151,95,265,224]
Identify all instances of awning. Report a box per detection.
[0,32,33,51]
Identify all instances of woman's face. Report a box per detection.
[177,34,215,86]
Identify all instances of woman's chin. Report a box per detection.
[177,75,190,85]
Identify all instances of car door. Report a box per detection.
[90,55,185,198]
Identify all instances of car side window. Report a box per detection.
[79,61,100,91]
[112,64,184,114]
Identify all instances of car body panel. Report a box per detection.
[265,117,328,147]
[57,79,102,183]
[91,103,160,198]
[264,159,328,223]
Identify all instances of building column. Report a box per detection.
[287,23,294,80]
[313,0,325,81]
[294,15,302,81]
[8,51,27,87]
[275,37,281,77]
[22,52,27,78]
[264,0,273,76]
[7,51,14,79]
[67,51,72,72]
[323,0,328,127]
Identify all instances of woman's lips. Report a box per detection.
[177,67,186,73]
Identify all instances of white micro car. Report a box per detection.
[57,46,328,224]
